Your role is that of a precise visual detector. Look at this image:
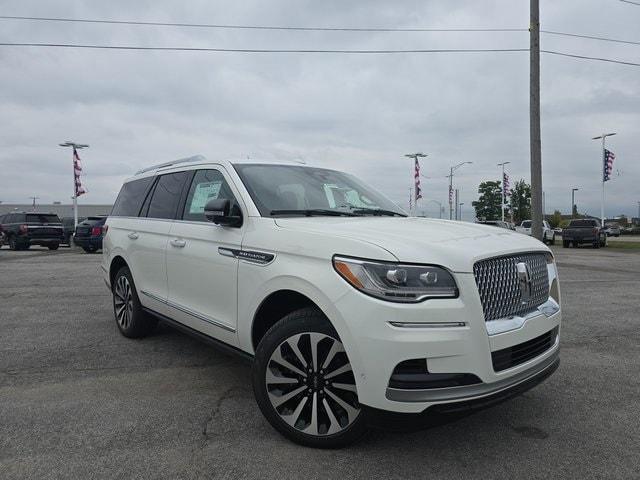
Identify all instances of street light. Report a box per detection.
[592,132,616,226]
[447,162,472,220]
[497,162,511,222]
[59,141,89,228]
[404,153,427,216]
[459,202,465,221]
[571,188,579,218]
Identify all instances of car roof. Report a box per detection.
[128,156,312,182]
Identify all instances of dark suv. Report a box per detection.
[73,216,107,253]
[0,212,65,250]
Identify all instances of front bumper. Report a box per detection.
[332,272,561,414]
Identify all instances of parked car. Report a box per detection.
[103,158,561,448]
[0,212,64,250]
[476,220,514,230]
[562,219,606,248]
[604,222,621,237]
[73,216,107,253]
[61,216,86,246]
[0,214,6,247]
[515,220,556,245]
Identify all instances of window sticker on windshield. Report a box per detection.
[189,181,222,213]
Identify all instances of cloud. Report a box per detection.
[0,0,637,219]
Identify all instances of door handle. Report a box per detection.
[170,238,186,248]
[127,232,139,240]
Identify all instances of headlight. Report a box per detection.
[332,256,458,303]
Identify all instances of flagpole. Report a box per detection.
[497,162,510,222]
[593,132,616,227]
[59,141,89,229]
[404,153,427,217]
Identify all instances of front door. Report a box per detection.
[165,168,244,346]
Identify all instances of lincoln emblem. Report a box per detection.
[516,262,533,303]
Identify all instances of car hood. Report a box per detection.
[274,216,549,272]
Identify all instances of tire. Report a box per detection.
[8,236,17,251]
[252,307,368,448]
[83,246,97,253]
[48,244,60,250]
[601,235,607,247]
[593,238,600,249]
[112,266,157,338]
[563,240,569,248]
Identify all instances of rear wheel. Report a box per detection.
[562,240,569,248]
[252,308,367,448]
[48,243,59,250]
[112,266,157,338]
[83,246,97,253]
[8,236,17,251]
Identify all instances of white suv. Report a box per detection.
[102,156,561,448]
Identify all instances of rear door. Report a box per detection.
[165,168,244,345]
[132,171,191,311]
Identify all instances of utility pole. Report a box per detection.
[497,162,511,221]
[459,202,465,221]
[404,153,427,216]
[530,0,543,241]
[29,196,39,211]
[59,141,89,228]
[454,189,460,220]
[447,162,472,220]
[571,188,579,218]
[592,133,616,226]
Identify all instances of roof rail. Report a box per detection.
[135,155,206,175]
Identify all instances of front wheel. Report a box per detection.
[252,308,367,448]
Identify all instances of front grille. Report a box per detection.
[491,327,558,372]
[473,252,549,322]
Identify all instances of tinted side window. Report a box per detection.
[182,169,239,222]
[147,171,190,220]
[111,177,155,217]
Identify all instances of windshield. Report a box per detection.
[26,214,61,223]
[234,164,405,217]
[522,221,532,228]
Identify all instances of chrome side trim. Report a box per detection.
[485,297,560,336]
[218,247,275,265]
[389,321,466,329]
[140,290,236,333]
[386,348,559,403]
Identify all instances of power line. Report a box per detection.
[541,30,640,46]
[0,43,529,54]
[620,0,640,5]
[1,42,639,67]
[542,49,640,67]
[0,15,526,32]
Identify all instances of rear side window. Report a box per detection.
[146,171,191,219]
[111,177,155,217]
[182,169,239,222]
[26,214,61,223]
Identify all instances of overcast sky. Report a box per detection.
[0,0,638,220]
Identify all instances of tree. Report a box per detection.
[510,179,531,224]
[549,210,562,229]
[472,180,503,221]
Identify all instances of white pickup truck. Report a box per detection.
[516,220,556,245]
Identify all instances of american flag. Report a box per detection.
[414,158,422,202]
[73,148,87,196]
[603,149,615,182]
[503,172,510,197]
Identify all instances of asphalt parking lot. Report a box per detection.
[1,246,639,479]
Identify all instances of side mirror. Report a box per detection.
[204,198,243,227]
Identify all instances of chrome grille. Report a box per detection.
[473,253,549,322]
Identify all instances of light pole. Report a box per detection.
[59,141,89,228]
[405,153,427,216]
[459,202,465,221]
[592,133,616,226]
[571,188,579,218]
[447,162,472,220]
[497,162,511,221]
[29,196,39,211]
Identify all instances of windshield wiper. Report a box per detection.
[350,208,407,217]
[270,209,357,217]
